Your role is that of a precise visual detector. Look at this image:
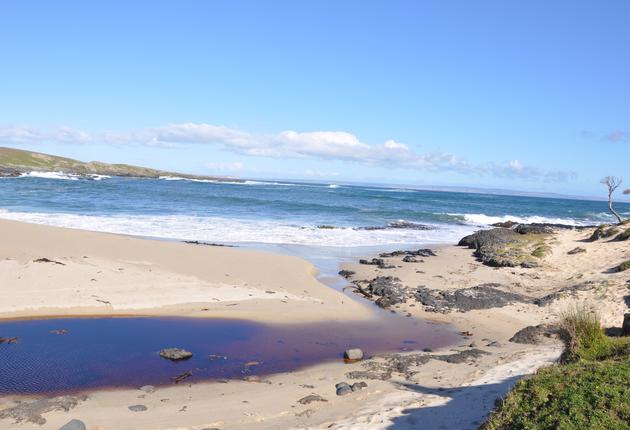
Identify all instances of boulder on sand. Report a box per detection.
[344,348,364,361]
[59,420,86,430]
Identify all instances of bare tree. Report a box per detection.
[601,176,623,223]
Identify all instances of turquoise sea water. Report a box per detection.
[0,175,626,247]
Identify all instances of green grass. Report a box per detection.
[531,243,552,259]
[482,306,630,430]
[615,228,630,241]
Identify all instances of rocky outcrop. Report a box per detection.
[360,276,409,308]
[346,349,489,381]
[533,282,595,306]
[515,224,554,235]
[458,228,541,268]
[379,249,436,258]
[0,395,86,425]
[415,284,529,313]
[509,324,560,344]
[358,258,396,269]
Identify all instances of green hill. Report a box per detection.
[0,146,240,182]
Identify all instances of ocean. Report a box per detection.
[0,174,627,248]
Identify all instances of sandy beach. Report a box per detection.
[0,220,628,429]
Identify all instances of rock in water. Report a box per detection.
[159,348,193,361]
[335,382,352,396]
[59,420,86,430]
[344,348,364,361]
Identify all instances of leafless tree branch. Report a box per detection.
[601,176,623,223]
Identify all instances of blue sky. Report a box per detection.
[1,1,628,198]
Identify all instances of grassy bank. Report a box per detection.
[482,306,630,430]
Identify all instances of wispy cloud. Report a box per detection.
[580,129,629,143]
[602,130,629,142]
[0,123,575,182]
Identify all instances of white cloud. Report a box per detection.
[0,122,575,182]
[205,161,245,171]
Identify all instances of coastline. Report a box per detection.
[0,220,628,429]
[0,219,373,324]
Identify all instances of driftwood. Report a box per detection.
[343,283,373,299]
[171,370,193,384]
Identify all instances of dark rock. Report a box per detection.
[387,221,433,230]
[457,228,537,268]
[622,314,630,336]
[58,419,86,430]
[346,349,489,381]
[567,247,586,255]
[515,224,554,235]
[344,348,364,361]
[335,382,353,396]
[351,382,368,391]
[0,336,18,344]
[364,276,408,308]
[520,261,540,269]
[379,249,436,258]
[338,270,355,279]
[433,349,490,364]
[0,395,86,425]
[50,329,69,335]
[534,282,595,306]
[183,240,235,247]
[358,258,396,269]
[298,394,327,405]
[33,257,65,265]
[509,324,561,344]
[415,284,529,313]
[402,256,419,263]
[128,405,147,412]
[159,348,193,361]
[491,221,518,228]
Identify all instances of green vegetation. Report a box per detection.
[482,306,630,430]
[589,224,620,241]
[531,243,552,259]
[613,259,630,273]
[615,228,630,241]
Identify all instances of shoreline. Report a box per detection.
[0,220,628,429]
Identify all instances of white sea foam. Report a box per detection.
[455,213,592,226]
[0,209,475,247]
[88,174,111,181]
[19,171,81,181]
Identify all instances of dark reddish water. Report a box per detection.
[0,316,459,394]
